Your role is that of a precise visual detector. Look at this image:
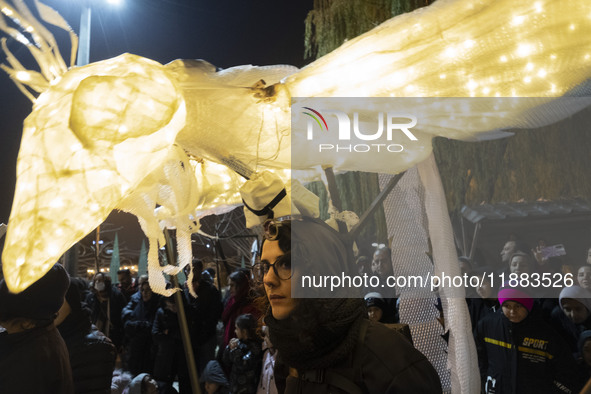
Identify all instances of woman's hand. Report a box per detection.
[229,338,239,350]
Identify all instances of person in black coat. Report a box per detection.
[56,279,117,394]
[185,259,223,374]
[122,280,161,375]
[475,285,582,393]
[0,263,74,394]
[86,272,127,348]
[152,295,190,393]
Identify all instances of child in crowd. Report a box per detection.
[577,330,591,381]
[550,285,591,354]
[578,266,591,290]
[124,372,168,394]
[257,326,278,394]
[364,292,387,323]
[467,267,500,333]
[201,360,229,394]
[222,313,263,394]
[475,284,582,393]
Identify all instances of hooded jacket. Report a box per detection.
[475,308,582,393]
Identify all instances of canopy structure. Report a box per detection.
[2,0,591,391]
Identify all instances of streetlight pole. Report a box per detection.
[77,3,91,66]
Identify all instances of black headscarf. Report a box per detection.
[264,217,365,370]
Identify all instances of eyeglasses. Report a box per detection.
[263,219,283,241]
[252,253,292,282]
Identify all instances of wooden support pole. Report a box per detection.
[164,230,201,394]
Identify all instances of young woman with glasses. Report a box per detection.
[254,217,441,393]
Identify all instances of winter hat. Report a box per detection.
[200,360,228,386]
[127,373,149,394]
[498,285,534,312]
[0,263,69,321]
[111,370,133,394]
[364,292,386,310]
[559,285,591,313]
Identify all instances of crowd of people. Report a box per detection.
[465,240,591,393]
[1,217,591,393]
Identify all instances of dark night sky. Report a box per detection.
[0,0,314,248]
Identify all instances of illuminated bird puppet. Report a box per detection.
[2,0,591,296]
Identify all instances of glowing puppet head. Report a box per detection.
[2,52,186,292]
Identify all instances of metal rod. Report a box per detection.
[164,229,201,394]
[94,225,100,274]
[469,222,481,261]
[461,215,467,257]
[77,5,91,66]
[349,172,406,240]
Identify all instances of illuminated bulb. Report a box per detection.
[534,2,543,12]
[537,69,547,77]
[49,197,64,208]
[570,24,576,31]
[482,87,490,94]
[523,76,531,83]
[118,125,128,134]
[70,143,82,152]
[463,40,475,49]
[467,80,477,90]
[551,84,557,93]
[390,71,406,85]
[439,74,446,79]
[1,7,13,16]
[47,243,59,256]
[550,54,557,60]
[516,44,533,57]
[16,257,25,267]
[16,71,31,82]
[56,228,64,236]
[90,203,100,212]
[444,47,457,58]
[25,26,34,33]
[405,85,415,92]
[512,15,526,26]
[585,54,590,60]
[500,55,508,62]
[526,63,534,71]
